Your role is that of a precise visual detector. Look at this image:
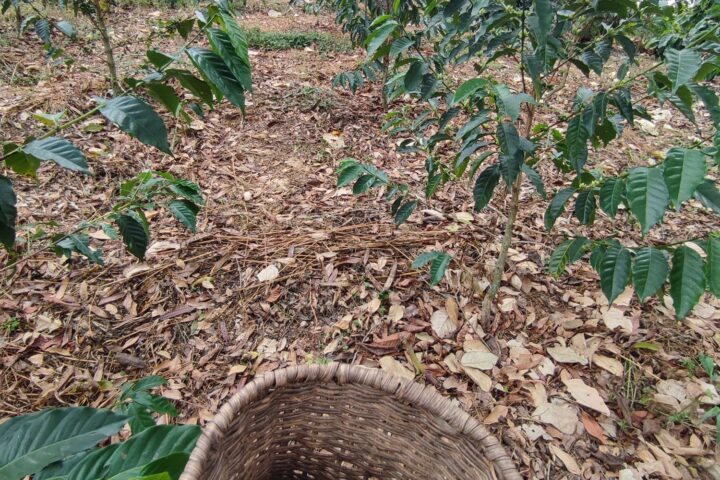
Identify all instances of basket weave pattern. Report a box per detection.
[181,363,521,480]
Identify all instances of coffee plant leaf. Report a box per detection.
[99,96,171,154]
[0,407,128,480]
[626,166,668,235]
[669,245,706,319]
[116,214,149,260]
[187,47,246,110]
[632,247,669,302]
[23,137,89,173]
[663,148,707,209]
[0,175,17,248]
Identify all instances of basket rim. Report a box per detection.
[180,363,522,480]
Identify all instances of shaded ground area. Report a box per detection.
[1,3,719,479]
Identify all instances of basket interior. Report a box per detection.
[199,381,499,480]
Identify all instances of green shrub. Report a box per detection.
[245,27,352,52]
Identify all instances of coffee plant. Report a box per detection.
[0,375,199,480]
[1,0,251,265]
[335,0,720,324]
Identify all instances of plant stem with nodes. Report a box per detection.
[89,0,120,96]
[480,5,533,329]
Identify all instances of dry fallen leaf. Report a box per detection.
[257,264,279,282]
[532,401,579,435]
[563,378,611,416]
[603,307,633,334]
[430,308,457,338]
[463,366,492,392]
[593,354,624,377]
[547,345,588,365]
[387,304,405,323]
[483,405,509,425]
[549,444,582,475]
[581,411,607,444]
[461,351,498,370]
[379,356,415,381]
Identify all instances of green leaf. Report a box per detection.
[548,237,589,277]
[663,148,706,209]
[599,178,625,218]
[337,164,362,188]
[669,85,696,124]
[137,452,189,480]
[176,18,194,40]
[544,187,576,230]
[0,407,127,480]
[35,18,50,45]
[694,179,720,213]
[633,247,669,301]
[499,154,522,187]
[689,83,720,127]
[365,20,397,58]
[412,251,441,269]
[206,28,252,92]
[633,341,660,352]
[146,82,182,117]
[494,86,535,122]
[102,425,199,480]
[580,51,603,75]
[496,121,520,159]
[429,252,452,286]
[521,164,546,199]
[708,236,720,297]
[394,200,416,225]
[32,110,66,127]
[3,143,40,177]
[566,113,589,172]
[574,190,596,225]
[55,20,76,38]
[665,48,701,94]
[99,97,171,154]
[167,70,214,107]
[699,353,716,382]
[669,246,706,319]
[23,137,89,173]
[186,48,246,110]
[168,200,199,233]
[600,244,632,305]
[63,443,121,480]
[390,37,413,57]
[473,165,500,211]
[116,214,149,260]
[219,12,250,65]
[55,234,104,265]
[146,50,174,70]
[404,60,426,93]
[534,0,552,45]
[626,167,669,235]
[121,403,157,435]
[352,174,375,194]
[425,173,442,199]
[0,175,17,249]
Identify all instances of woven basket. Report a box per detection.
[181,363,521,480]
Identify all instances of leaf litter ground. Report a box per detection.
[1,3,719,479]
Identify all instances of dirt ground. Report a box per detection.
[1,2,720,479]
